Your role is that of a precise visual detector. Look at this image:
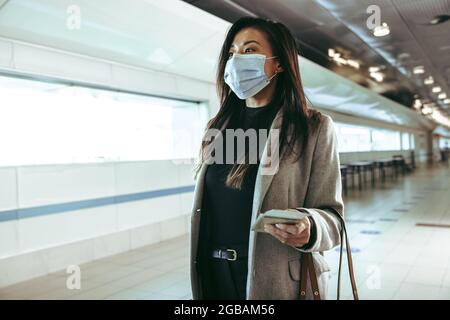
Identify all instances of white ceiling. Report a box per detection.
[0,0,436,129]
[0,0,229,82]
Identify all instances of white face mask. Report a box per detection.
[224,53,279,99]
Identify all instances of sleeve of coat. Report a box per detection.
[291,115,343,253]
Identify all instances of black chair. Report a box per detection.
[340,165,348,196]
[392,155,407,176]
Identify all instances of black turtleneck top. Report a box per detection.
[201,100,279,247]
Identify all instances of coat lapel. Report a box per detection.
[251,108,283,220]
[192,162,208,211]
[246,108,283,298]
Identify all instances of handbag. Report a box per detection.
[299,210,359,300]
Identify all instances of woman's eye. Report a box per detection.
[244,48,254,53]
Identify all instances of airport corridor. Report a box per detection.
[1,162,449,300]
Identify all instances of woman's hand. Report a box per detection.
[264,214,311,247]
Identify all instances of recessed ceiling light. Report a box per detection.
[370,71,384,82]
[347,59,360,69]
[328,48,360,69]
[429,14,450,25]
[421,105,434,115]
[438,93,447,99]
[432,86,442,93]
[413,99,422,109]
[443,99,450,104]
[397,52,410,60]
[424,76,434,85]
[334,56,347,65]
[328,48,335,57]
[373,22,390,37]
[413,66,425,74]
[429,109,450,127]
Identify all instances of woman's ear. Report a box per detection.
[275,60,284,73]
[277,63,284,73]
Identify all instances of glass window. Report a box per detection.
[371,128,401,151]
[0,75,208,167]
[334,122,371,152]
[332,122,405,152]
[402,132,410,150]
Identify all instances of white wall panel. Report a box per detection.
[115,195,181,231]
[114,160,181,195]
[0,221,19,259]
[0,38,12,69]
[174,76,211,101]
[0,167,17,211]
[110,64,178,99]
[176,162,195,186]
[17,163,116,208]
[17,205,116,252]
[12,43,112,85]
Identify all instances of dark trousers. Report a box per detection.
[200,255,248,300]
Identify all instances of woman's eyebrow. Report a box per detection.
[231,40,261,48]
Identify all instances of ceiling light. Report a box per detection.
[438,93,447,99]
[413,99,422,109]
[443,99,450,104]
[429,14,450,25]
[424,76,434,85]
[373,22,390,37]
[432,86,442,93]
[429,109,450,127]
[328,48,336,57]
[370,71,384,82]
[347,59,360,69]
[328,48,360,69]
[421,105,434,115]
[397,52,410,60]
[413,66,425,74]
[146,48,173,65]
[334,56,347,65]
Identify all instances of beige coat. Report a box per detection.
[189,109,343,300]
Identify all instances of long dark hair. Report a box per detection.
[197,17,322,189]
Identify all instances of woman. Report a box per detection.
[190,17,344,300]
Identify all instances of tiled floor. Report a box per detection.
[1,163,449,300]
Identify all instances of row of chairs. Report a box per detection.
[340,154,414,195]
[440,148,449,163]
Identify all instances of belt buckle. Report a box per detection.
[226,248,237,261]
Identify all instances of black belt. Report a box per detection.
[209,244,248,261]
